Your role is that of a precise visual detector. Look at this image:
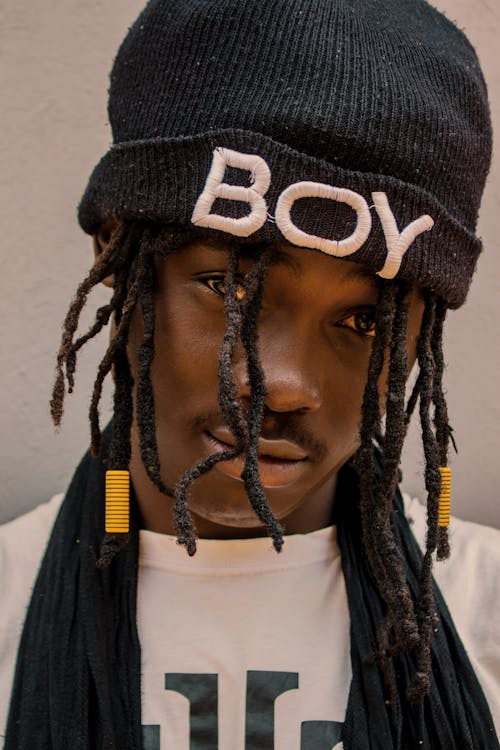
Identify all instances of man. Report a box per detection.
[2,0,499,748]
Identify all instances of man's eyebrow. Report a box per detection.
[190,237,380,289]
[190,235,263,259]
[340,262,381,287]
[273,245,381,289]
[269,245,302,272]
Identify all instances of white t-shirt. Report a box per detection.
[1,494,499,750]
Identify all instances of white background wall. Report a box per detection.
[1,0,499,527]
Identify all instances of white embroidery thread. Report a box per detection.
[191,148,271,237]
[191,149,435,278]
[372,192,434,279]
[275,182,372,257]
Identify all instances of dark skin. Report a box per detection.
[96,221,424,539]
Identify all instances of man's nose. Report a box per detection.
[234,331,322,414]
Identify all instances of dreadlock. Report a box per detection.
[51,220,452,701]
[51,222,285,560]
[354,280,452,703]
[171,243,285,553]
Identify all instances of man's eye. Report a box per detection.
[337,311,377,337]
[204,277,226,296]
[204,277,246,300]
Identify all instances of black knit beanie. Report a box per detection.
[78,0,492,309]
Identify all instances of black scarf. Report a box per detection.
[5,429,499,749]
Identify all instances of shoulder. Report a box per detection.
[403,493,500,589]
[0,495,64,735]
[403,494,500,730]
[0,494,64,571]
[403,493,500,617]
[0,494,64,623]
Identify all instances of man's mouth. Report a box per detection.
[201,428,309,488]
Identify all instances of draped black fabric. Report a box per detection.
[5,429,499,749]
[337,466,499,750]
[5,427,143,750]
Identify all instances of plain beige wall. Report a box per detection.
[1,0,499,528]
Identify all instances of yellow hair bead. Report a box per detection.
[438,467,451,528]
[105,470,130,533]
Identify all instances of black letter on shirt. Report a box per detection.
[165,673,218,750]
[142,724,160,750]
[245,670,299,750]
[301,720,343,749]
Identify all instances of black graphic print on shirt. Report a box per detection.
[142,670,343,749]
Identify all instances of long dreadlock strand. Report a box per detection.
[131,223,200,511]
[64,226,140,393]
[406,294,453,701]
[379,283,412,505]
[96,344,135,568]
[360,285,419,664]
[133,231,178,503]
[171,247,248,554]
[216,247,250,448]
[356,284,409,618]
[406,291,441,701]
[105,221,214,493]
[356,282,395,492]
[373,284,420,655]
[354,282,424,704]
[240,247,284,552]
[92,223,195,563]
[49,221,143,566]
[355,281,394,562]
[88,254,140,457]
[50,222,128,425]
[66,303,114,369]
[170,246,285,553]
[430,297,451,561]
[354,284,455,703]
[405,371,423,426]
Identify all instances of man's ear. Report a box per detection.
[92,219,123,288]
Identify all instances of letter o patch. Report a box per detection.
[275,182,372,257]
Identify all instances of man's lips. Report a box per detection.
[201,428,309,488]
[209,427,308,461]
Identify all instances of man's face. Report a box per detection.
[126,237,424,538]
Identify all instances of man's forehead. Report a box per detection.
[180,232,382,290]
